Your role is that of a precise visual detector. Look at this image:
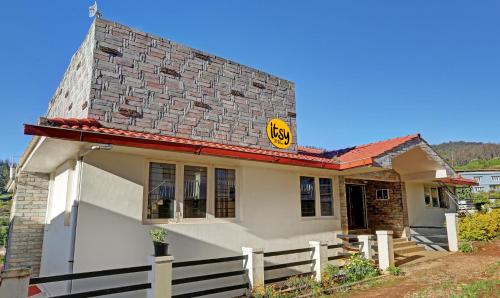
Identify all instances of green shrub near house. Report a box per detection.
[458,209,500,242]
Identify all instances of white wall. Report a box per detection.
[405,182,457,227]
[39,160,77,296]
[70,150,343,297]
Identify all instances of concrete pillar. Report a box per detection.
[148,255,174,298]
[445,213,459,252]
[358,235,374,260]
[309,241,328,282]
[376,230,394,271]
[0,268,31,298]
[242,247,264,289]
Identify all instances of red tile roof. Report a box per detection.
[26,118,423,171]
[435,176,478,186]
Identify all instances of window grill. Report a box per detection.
[215,168,236,218]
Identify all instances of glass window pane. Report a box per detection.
[300,176,315,217]
[148,162,176,219]
[183,166,207,218]
[424,187,431,206]
[431,187,439,207]
[215,168,236,218]
[319,178,333,216]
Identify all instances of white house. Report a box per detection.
[5,18,476,297]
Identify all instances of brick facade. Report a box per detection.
[5,172,50,276]
[46,18,297,152]
[345,178,408,238]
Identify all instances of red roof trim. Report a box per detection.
[435,177,478,186]
[24,124,352,170]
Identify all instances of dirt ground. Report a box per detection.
[344,240,500,298]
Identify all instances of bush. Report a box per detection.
[252,285,290,298]
[387,265,404,276]
[285,275,322,296]
[458,209,500,241]
[343,254,380,282]
[459,242,474,253]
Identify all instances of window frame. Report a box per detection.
[299,175,336,219]
[143,160,240,224]
[375,189,390,200]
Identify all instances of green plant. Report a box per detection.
[343,254,380,282]
[458,242,474,253]
[252,284,290,298]
[458,209,500,241]
[285,275,322,296]
[149,228,167,243]
[387,265,404,276]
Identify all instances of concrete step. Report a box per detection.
[394,245,426,255]
[393,238,408,243]
[394,241,418,249]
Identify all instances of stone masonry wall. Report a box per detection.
[5,172,50,276]
[46,22,95,119]
[346,178,407,237]
[46,18,298,152]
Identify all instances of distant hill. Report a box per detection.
[433,141,500,170]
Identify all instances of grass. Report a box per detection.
[0,193,12,200]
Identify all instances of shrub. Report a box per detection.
[458,209,500,241]
[252,284,290,298]
[285,275,322,296]
[322,263,346,287]
[387,265,404,276]
[343,254,380,282]
[459,242,474,253]
[149,228,167,243]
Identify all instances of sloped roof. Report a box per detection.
[25,118,427,171]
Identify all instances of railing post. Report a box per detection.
[309,241,328,282]
[376,230,394,271]
[445,213,459,252]
[358,235,374,260]
[148,255,174,298]
[242,247,264,289]
[0,268,31,298]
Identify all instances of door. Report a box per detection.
[346,184,367,229]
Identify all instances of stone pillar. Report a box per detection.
[309,241,328,282]
[445,213,459,252]
[376,230,394,271]
[358,235,374,260]
[6,172,50,276]
[147,255,174,298]
[0,268,31,298]
[338,176,349,235]
[242,247,264,289]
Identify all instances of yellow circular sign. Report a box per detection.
[266,118,292,149]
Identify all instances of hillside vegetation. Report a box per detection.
[433,142,500,170]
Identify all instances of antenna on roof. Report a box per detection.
[89,1,102,18]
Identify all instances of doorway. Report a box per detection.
[346,184,367,230]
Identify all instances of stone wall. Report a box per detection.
[5,172,50,276]
[46,18,298,152]
[346,178,407,237]
[46,22,95,119]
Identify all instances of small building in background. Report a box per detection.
[457,170,500,193]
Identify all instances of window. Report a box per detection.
[300,176,316,217]
[492,176,500,182]
[490,184,500,191]
[473,176,482,182]
[183,166,208,218]
[215,168,236,218]
[376,189,390,200]
[431,187,439,207]
[438,188,449,209]
[319,178,333,216]
[147,162,176,219]
[474,186,484,192]
[424,187,432,206]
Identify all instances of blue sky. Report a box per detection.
[1,1,499,160]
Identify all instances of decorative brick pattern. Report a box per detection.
[337,176,348,234]
[46,18,297,152]
[346,170,401,182]
[5,172,50,276]
[345,178,406,237]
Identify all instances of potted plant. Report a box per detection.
[150,228,168,256]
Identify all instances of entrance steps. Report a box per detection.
[393,238,426,256]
